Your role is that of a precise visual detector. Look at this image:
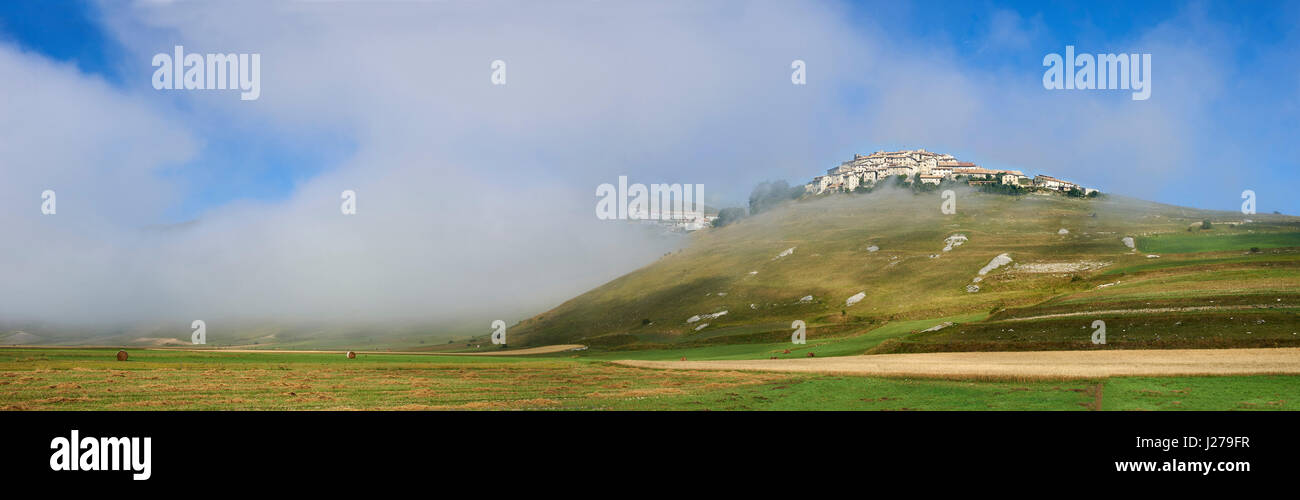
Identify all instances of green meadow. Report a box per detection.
[3,348,1298,411]
[1138,227,1300,254]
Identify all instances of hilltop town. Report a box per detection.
[804,149,1097,196]
[627,148,1098,233]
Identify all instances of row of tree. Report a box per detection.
[712,180,803,228]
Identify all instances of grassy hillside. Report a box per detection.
[512,188,1300,353]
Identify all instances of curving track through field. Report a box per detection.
[614,347,1300,379]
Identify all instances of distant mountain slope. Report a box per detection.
[512,188,1300,350]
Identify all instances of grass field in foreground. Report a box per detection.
[2,348,1296,410]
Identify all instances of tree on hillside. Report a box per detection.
[975,183,1026,196]
[748,180,802,216]
[712,207,748,228]
[911,180,940,193]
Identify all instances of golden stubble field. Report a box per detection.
[0,353,790,410]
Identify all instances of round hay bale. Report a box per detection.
[346,351,356,359]
[116,350,128,361]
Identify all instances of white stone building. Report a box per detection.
[802,149,1093,196]
[1034,175,1078,191]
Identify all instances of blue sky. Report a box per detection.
[1,0,1296,217]
[1,1,1298,327]
[841,0,1299,213]
[0,0,355,222]
[0,1,118,77]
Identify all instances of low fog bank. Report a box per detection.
[0,172,686,339]
[5,1,1293,344]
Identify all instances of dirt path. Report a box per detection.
[614,347,1300,379]
[1001,303,1292,322]
[397,344,587,356]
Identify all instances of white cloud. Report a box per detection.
[981,9,1044,52]
[1,1,1292,336]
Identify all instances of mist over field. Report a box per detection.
[1,1,1296,341]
